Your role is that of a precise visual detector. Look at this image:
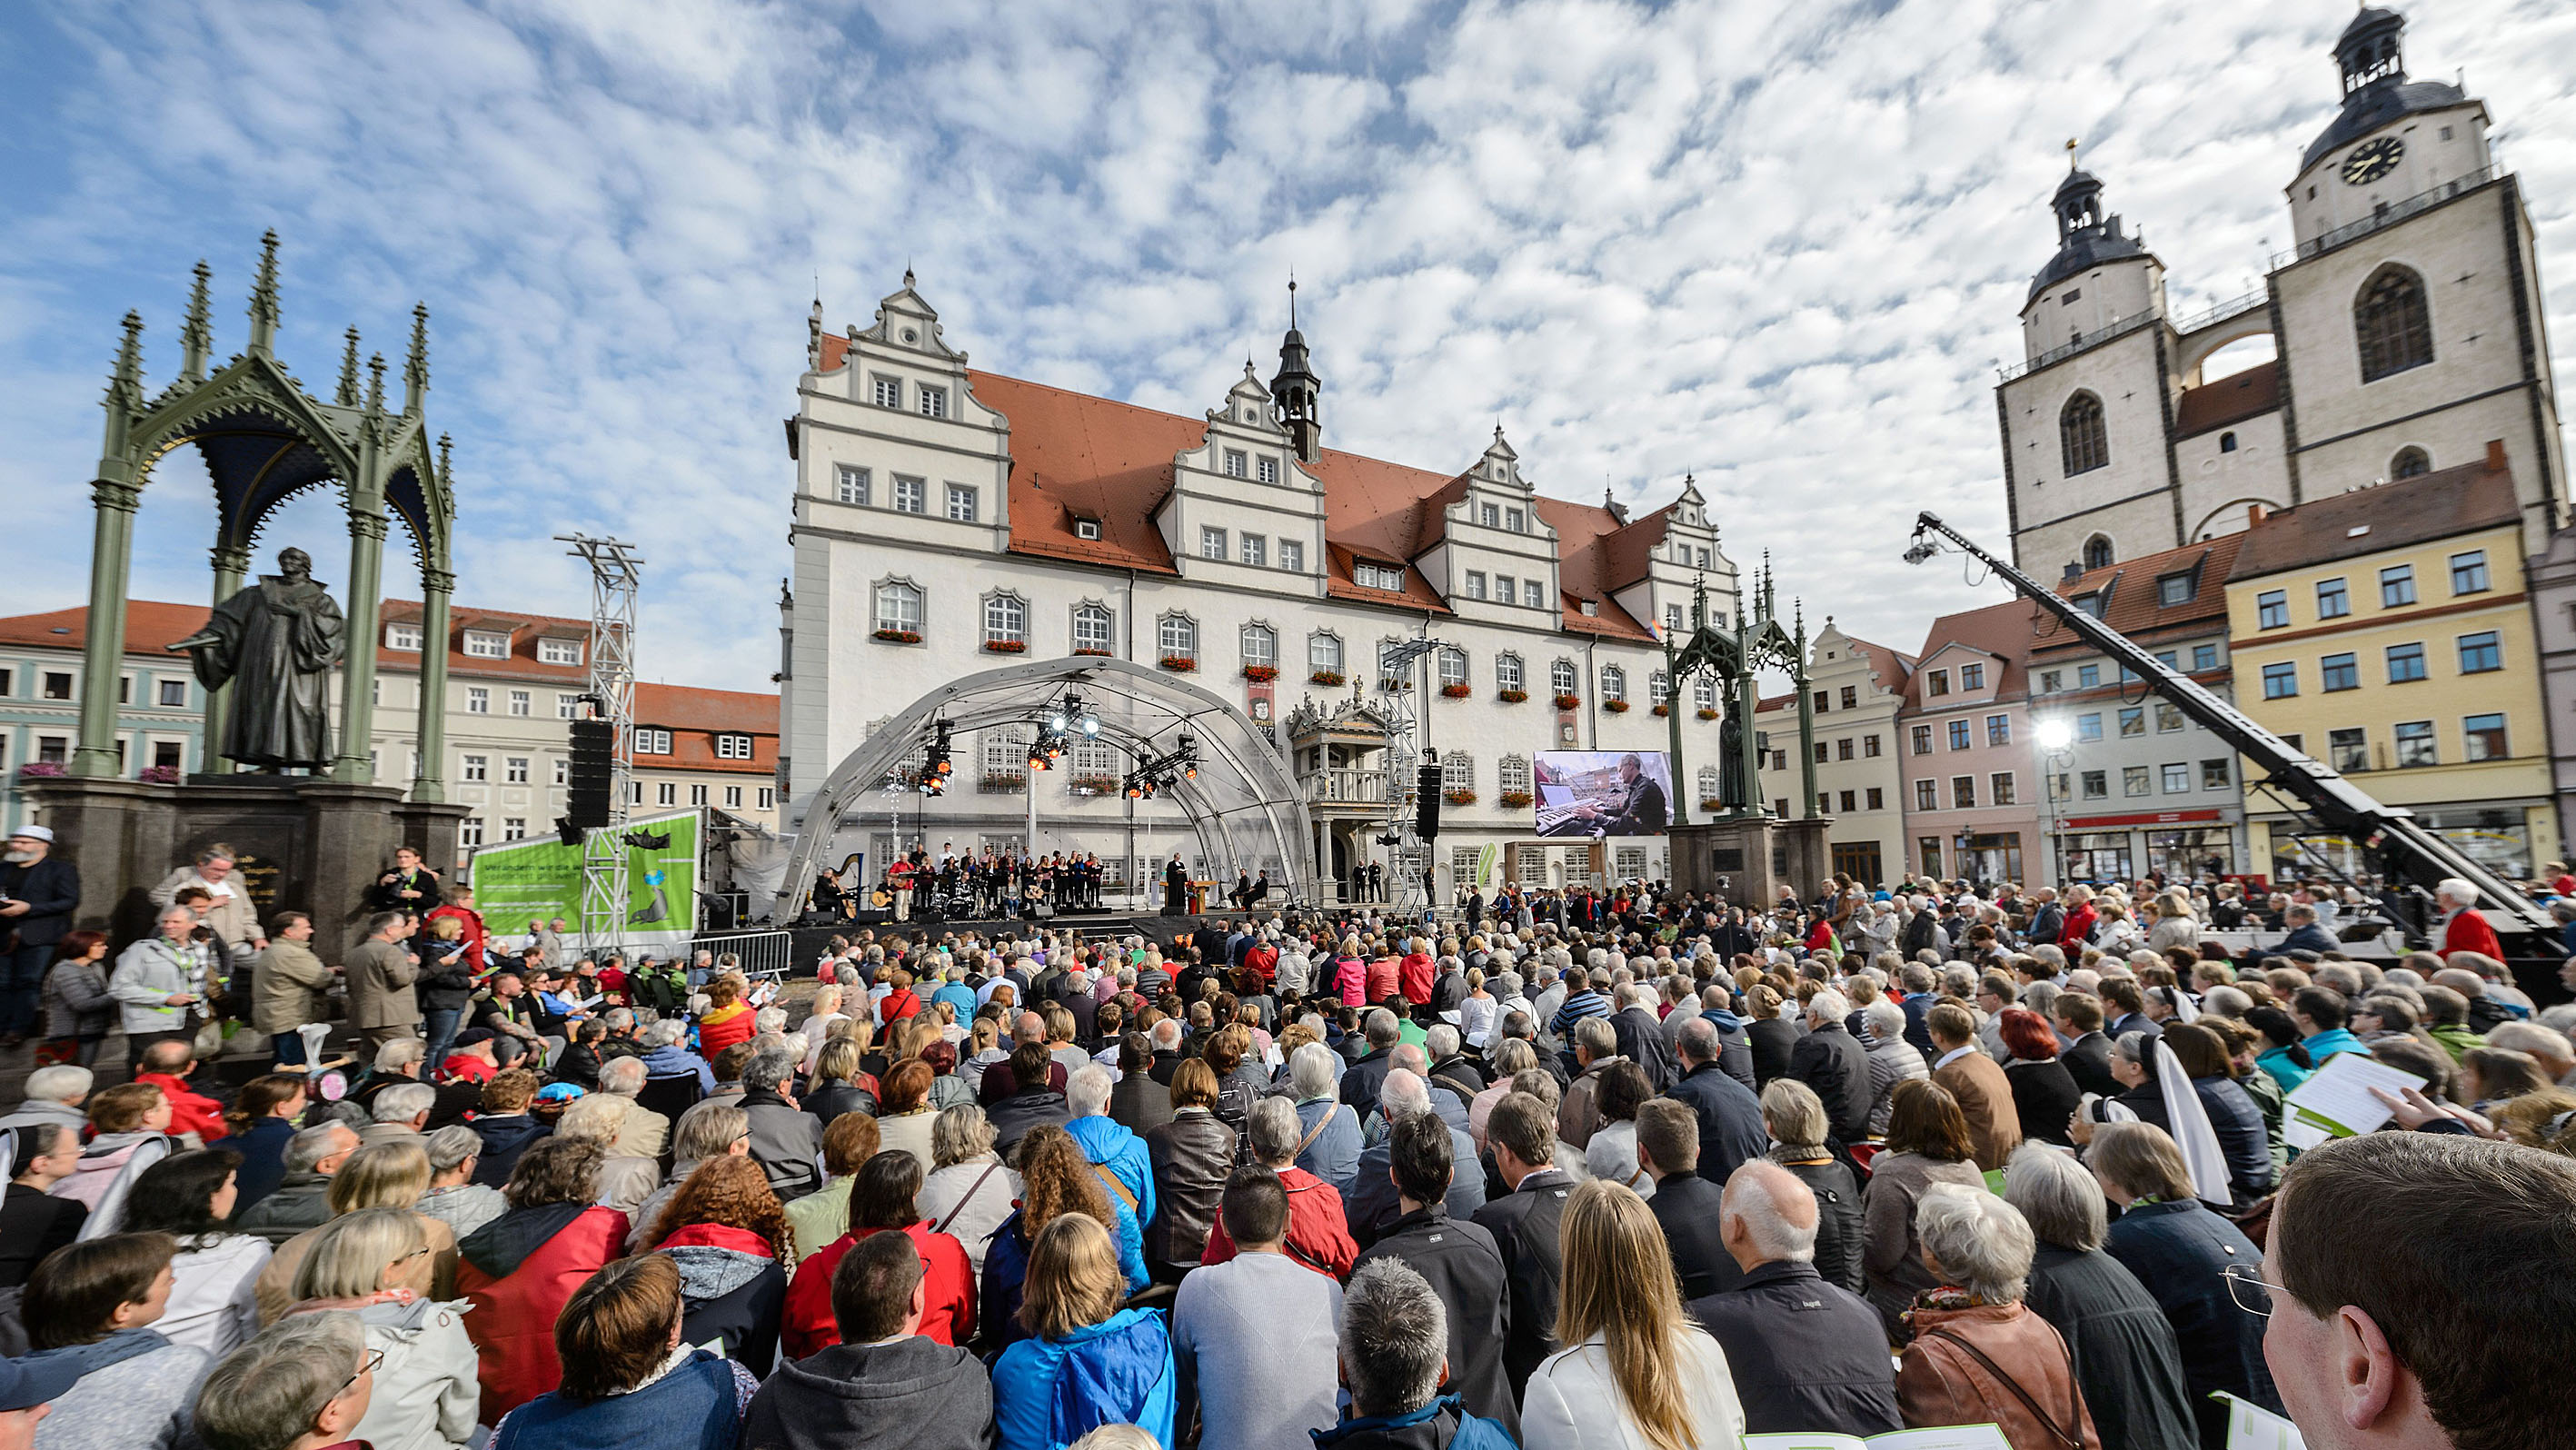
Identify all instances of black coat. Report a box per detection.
[1339,1048,1398,1119]
[1776,1157,1866,1295]
[805,1083,880,1130]
[736,1336,997,1450]
[1646,1172,1738,1300]
[1663,1063,1771,1188]
[0,856,79,948]
[1352,1207,1518,1435]
[1108,1070,1173,1137]
[2024,1244,2197,1450]
[1691,1261,1902,1437]
[2006,1058,2084,1146]
[418,939,478,1014]
[469,1114,552,1187]
[1746,1018,1799,1088]
[2104,1199,2284,1450]
[1144,1109,1235,1270]
[1345,1123,1486,1249]
[984,1088,1068,1159]
[2061,1032,2122,1099]
[0,1183,84,1288]
[1786,1022,1872,1145]
[1609,1008,1676,1092]
[1469,1168,1576,1404]
[673,1257,786,1376]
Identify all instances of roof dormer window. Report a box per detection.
[462,630,510,660]
[385,622,422,651]
[1075,518,1101,541]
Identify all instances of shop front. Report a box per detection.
[2053,808,2239,887]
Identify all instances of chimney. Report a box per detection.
[2061,562,2083,581]
[2486,439,2508,472]
[2247,503,2265,528]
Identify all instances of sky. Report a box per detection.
[4,0,2573,694]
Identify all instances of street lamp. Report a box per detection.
[2034,716,2074,885]
[2034,718,2074,752]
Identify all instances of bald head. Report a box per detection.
[1015,1011,1046,1044]
[1721,1159,1818,1270]
[2431,968,2488,999]
[1390,1043,1428,1078]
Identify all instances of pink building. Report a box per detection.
[1897,600,2045,886]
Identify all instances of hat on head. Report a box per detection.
[7,826,54,844]
[0,1353,81,1412]
[536,1082,585,1102]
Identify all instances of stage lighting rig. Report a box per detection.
[918,719,955,796]
[1118,732,1199,800]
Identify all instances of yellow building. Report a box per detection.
[2224,448,2555,880]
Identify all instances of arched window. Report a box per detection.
[1550,659,1578,696]
[1498,755,1533,795]
[2355,265,2433,382]
[1437,648,1468,688]
[1697,767,1720,802]
[2391,446,2432,479]
[2218,431,2238,453]
[872,581,923,636]
[1600,666,1627,703]
[981,591,1026,647]
[1157,613,1197,663]
[1071,602,1114,654]
[1308,631,1343,677]
[1378,641,1408,690]
[2083,535,2115,571]
[1441,753,1475,794]
[1239,622,1278,670]
[2060,392,2109,476]
[1648,671,1670,706]
[1496,652,1526,692]
[1693,677,1717,711]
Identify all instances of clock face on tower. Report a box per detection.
[2342,135,2404,185]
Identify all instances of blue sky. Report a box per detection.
[4,0,2572,691]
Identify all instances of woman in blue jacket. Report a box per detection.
[981,1124,1149,1352]
[992,1212,1174,1450]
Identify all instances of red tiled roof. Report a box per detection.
[1901,599,2043,710]
[2174,360,2280,439]
[633,682,779,775]
[2030,532,2244,655]
[1840,634,1915,694]
[379,601,590,683]
[2228,454,2519,580]
[0,601,210,655]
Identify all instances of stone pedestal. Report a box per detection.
[20,775,469,961]
[1668,813,1839,911]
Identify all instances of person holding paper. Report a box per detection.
[1897,1184,2101,1449]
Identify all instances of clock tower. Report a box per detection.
[2283,6,2491,247]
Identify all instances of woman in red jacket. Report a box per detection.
[781,1146,975,1359]
[454,1137,632,1424]
[1397,937,1437,1005]
[695,978,756,1058]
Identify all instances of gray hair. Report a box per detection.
[1721,1160,1817,1264]
[1862,998,1908,1043]
[193,1309,366,1448]
[1806,988,1851,1023]
[1339,1258,1449,1418]
[1289,1042,1341,1100]
[1248,1096,1302,1165]
[1676,1016,1720,1065]
[373,1037,426,1073]
[1573,1015,1617,1058]
[1365,1009,1402,1048]
[2203,985,2253,1018]
[285,1122,357,1174]
[1424,1024,1459,1060]
[644,1018,688,1048]
[931,1103,998,1170]
[423,1125,482,1176]
[754,1007,789,1036]
[1914,1184,2034,1304]
[1379,1068,1431,1123]
[371,1082,436,1125]
[672,1101,750,1164]
[741,1051,795,1094]
[601,1056,647,1095]
[604,1008,636,1033]
[1067,1065,1114,1118]
[2003,1142,2107,1253]
[24,1065,91,1104]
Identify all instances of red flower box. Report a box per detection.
[1603,699,1631,713]
[1497,688,1529,703]
[982,639,1027,653]
[1552,693,1580,710]
[1498,790,1534,809]
[1443,790,1477,806]
[1651,704,1670,717]
[1440,682,1472,699]
[1072,647,1111,657]
[872,628,921,644]
[1159,656,1198,672]
[1310,670,1346,686]
[1243,664,1279,682]
[1697,708,1719,720]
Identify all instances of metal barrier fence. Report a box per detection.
[575,929,798,980]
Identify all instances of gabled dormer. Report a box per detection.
[798,271,1010,547]
[1154,362,1326,592]
[1418,425,1559,616]
[1610,474,1735,641]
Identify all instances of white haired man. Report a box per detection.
[1692,1160,1901,1437]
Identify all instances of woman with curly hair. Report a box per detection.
[981,1123,1149,1352]
[644,1154,791,1372]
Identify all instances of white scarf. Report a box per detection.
[2153,1038,2232,1206]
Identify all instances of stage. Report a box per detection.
[778,904,1281,972]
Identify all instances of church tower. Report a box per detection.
[1269,280,1322,464]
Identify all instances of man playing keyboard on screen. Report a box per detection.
[1563,752,1667,837]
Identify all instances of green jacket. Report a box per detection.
[2429,1022,2485,1062]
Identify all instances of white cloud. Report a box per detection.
[2,0,2573,695]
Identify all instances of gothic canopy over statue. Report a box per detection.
[167,547,347,771]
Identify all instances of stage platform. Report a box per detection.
[780,906,1277,972]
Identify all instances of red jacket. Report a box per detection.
[697,1002,756,1058]
[2441,908,2504,962]
[455,1205,630,1424]
[425,904,487,968]
[1365,957,1401,1004]
[877,988,922,1026]
[134,1072,226,1142]
[1397,952,1436,1005]
[781,1221,975,1359]
[1198,1167,1356,1280]
[2062,903,2098,946]
[1243,945,1278,983]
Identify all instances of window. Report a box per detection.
[2076,712,2103,742]
[462,754,488,782]
[2157,571,2195,606]
[1442,754,1474,792]
[1310,633,1344,674]
[1815,742,1830,764]
[2060,392,2109,474]
[2039,670,2063,694]
[1960,663,1984,690]
[505,756,530,784]
[2161,762,2190,793]
[1074,604,1114,654]
[2379,641,2426,682]
[557,693,582,720]
[459,817,483,849]
[983,592,1027,647]
[2458,631,2501,673]
[2076,663,2101,688]
[634,728,671,755]
[1257,457,1278,484]
[2391,446,2432,479]
[1240,534,1267,566]
[1992,772,2018,805]
[1648,671,1670,706]
[1948,720,1971,750]
[1836,790,1856,813]
[2315,578,2350,619]
[1158,614,1198,663]
[835,465,870,505]
[2393,720,2437,767]
[2451,551,2491,594]
[462,631,510,659]
[2330,728,2369,772]
[1911,724,1933,754]
[1952,775,1976,809]
[1278,540,1304,572]
[2257,591,2290,629]
[1987,714,2011,746]
[2156,703,2183,732]
[689,784,708,807]
[1864,733,1882,757]
[1599,666,1626,703]
[1836,736,1855,760]
[872,375,902,408]
[2322,653,2360,690]
[553,758,570,785]
[656,782,678,807]
[2355,264,2434,381]
[1506,507,1526,532]
[2123,765,2152,797]
[1813,690,1830,714]
[1480,502,1500,528]
[2201,758,2231,789]
[1356,561,1405,591]
[724,784,743,809]
[2192,643,2219,671]
[1229,623,1275,672]
[873,581,923,635]
[1840,686,1858,709]
[1523,580,1546,608]
[759,788,776,810]
[1497,653,1525,691]
[2261,662,2298,698]
[2118,707,2143,737]
[2074,591,2105,620]
[2381,565,2416,607]
[1197,526,1227,560]
[156,678,186,708]
[2155,651,2178,670]
[2220,431,2238,453]
[1499,755,1533,795]
[466,687,489,715]
[1915,780,1938,811]
[384,622,422,651]
[715,733,754,760]
[2080,770,2107,799]
[2463,713,2509,762]
[918,385,947,419]
[891,475,925,513]
[944,484,977,522]
[1223,449,1248,478]
[1465,571,1487,601]
[1552,660,1579,695]
[1866,787,1885,810]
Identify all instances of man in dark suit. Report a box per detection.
[1638,1099,1736,1300]
[1470,1090,1575,1404]
[1785,989,1873,1146]
[1690,1162,1903,1437]
[1351,1112,1519,1435]
[0,825,80,1048]
[1610,985,1676,1093]
[1338,1009,1404,1119]
[2054,993,2121,1098]
[1665,1017,1770,1186]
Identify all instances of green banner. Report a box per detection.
[470,808,701,948]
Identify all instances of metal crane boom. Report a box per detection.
[1905,511,2553,939]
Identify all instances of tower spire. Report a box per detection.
[336,326,362,407]
[1269,274,1322,464]
[365,351,387,417]
[179,261,214,384]
[403,303,430,415]
[246,230,281,359]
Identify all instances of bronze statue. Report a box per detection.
[1718,700,1746,811]
[167,547,347,770]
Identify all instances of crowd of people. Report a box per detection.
[1,843,2574,1449]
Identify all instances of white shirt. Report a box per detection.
[156,1233,270,1357]
[1934,1044,1978,1071]
[1521,1330,1744,1450]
